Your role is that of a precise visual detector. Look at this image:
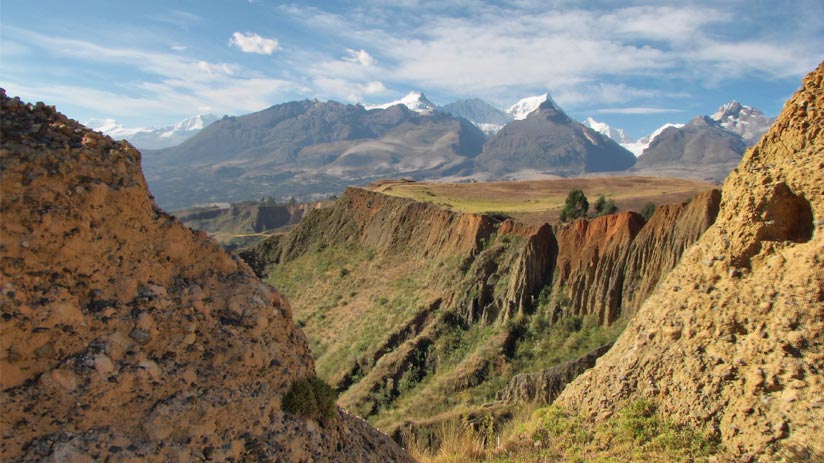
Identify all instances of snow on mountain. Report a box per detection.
[87,114,218,150]
[85,119,147,139]
[170,114,218,133]
[441,98,512,136]
[622,123,684,157]
[583,117,630,144]
[506,92,561,120]
[710,101,774,145]
[365,91,437,113]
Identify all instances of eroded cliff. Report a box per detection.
[245,176,721,432]
[0,91,412,462]
[556,62,824,461]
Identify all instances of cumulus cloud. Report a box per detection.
[360,81,386,94]
[344,49,375,66]
[229,32,280,55]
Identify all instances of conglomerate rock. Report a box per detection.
[0,90,412,462]
[556,62,824,461]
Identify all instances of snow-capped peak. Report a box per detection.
[365,91,437,113]
[506,92,561,120]
[85,113,218,150]
[583,117,629,144]
[172,114,219,132]
[621,123,684,157]
[710,100,773,145]
[85,119,147,138]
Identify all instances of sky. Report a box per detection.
[2,0,822,139]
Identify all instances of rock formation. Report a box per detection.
[0,90,412,462]
[243,183,721,429]
[499,343,613,405]
[556,62,824,461]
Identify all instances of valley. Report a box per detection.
[2,1,821,459]
[239,183,722,448]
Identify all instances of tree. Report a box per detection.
[560,188,589,222]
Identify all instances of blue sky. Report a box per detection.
[2,0,822,139]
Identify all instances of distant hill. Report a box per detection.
[632,115,746,182]
[475,99,637,178]
[143,100,486,210]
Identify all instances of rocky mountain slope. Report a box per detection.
[143,99,485,210]
[177,199,329,249]
[240,183,720,438]
[476,99,637,178]
[557,62,824,461]
[0,90,412,462]
[441,98,512,136]
[632,115,746,182]
[711,100,775,145]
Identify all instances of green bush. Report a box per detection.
[282,376,338,421]
[593,194,617,217]
[560,189,589,222]
[641,202,657,221]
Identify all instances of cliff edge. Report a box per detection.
[556,62,824,461]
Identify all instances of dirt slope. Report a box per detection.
[556,62,824,461]
[0,90,412,462]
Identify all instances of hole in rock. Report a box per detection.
[757,183,813,244]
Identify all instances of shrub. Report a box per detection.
[282,375,338,421]
[560,189,589,222]
[593,195,617,217]
[641,202,657,221]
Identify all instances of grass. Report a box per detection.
[408,400,722,463]
[282,375,338,422]
[371,177,715,225]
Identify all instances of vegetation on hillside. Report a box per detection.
[408,400,721,463]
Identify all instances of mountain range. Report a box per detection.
[142,93,642,210]
[87,114,218,150]
[89,90,773,210]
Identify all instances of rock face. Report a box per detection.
[0,90,412,462]
[556,62,824,461]
[476,99,637,178]
[620,189,721,316]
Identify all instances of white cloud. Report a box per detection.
[197,61,235,76]
[360,81,386,94]
[229,32,280,55]
[170,45,188,52]
[344,49,375,66]
[3,27,295,124]
[280,3,822,110]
